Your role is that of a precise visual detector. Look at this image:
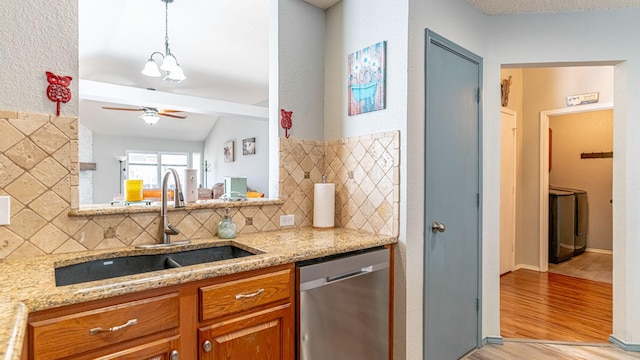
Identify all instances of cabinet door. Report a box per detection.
[199,304,292,360]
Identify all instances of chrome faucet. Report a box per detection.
[161,168,187,245]
[138,168,190,248]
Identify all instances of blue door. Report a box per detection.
[424,30,482,360]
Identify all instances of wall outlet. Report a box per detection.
[280,214,295,227]
[0,196,9,225]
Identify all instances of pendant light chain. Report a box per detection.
[164,0,171,56]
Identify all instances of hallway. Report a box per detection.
[500,269,612,342]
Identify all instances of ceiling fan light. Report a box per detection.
[164,65,186,83]
[160,53,178,72]
[141,59,161,77]
[140,113,160,125]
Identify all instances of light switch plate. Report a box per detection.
[0,196,10,225]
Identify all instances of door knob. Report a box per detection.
[431,222,446,233]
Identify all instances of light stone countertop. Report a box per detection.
[0,227,396,360]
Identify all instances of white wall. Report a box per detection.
[92,134,204,204]
[202,117,269,195]
[0,0,78,115]
[550,110,613,251]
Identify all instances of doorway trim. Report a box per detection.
[500,107,517,274]
[537,102,614,271]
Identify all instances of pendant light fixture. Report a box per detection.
[141,0,186,83]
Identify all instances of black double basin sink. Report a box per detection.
[55,245,256,286]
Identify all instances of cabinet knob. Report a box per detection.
[170,349,179,360]
[203,340,212,353]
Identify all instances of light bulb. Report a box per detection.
[141,59,161,77]
[160,54,178,72]
[141,114,160,125]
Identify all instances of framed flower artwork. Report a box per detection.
[348,41,386,116]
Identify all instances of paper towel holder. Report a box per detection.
[313,180,335,228]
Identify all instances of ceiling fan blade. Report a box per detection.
[158,112,187,119]
[158,109,183,113]
[102,106,144,111]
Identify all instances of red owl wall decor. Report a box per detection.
[45,71,73,116]
[280,109,292,138]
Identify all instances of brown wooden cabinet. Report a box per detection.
[197,268,294,359]
[198,305,292,359]
[26,264,294,360]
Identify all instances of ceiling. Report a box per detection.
[79,0,269,141]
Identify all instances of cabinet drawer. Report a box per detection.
[30,293,180,359]
[200,269,291,322]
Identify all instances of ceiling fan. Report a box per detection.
[102,106,187,125]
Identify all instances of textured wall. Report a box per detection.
[277,0,326,141]
[324,0,408,141]
[0,109,399,260]
[0,0,78,116]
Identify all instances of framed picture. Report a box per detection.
[242,137,256,155]
[223,141,234,162]
[348,40,386,116]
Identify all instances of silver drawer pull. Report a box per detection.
[89,318,137,335]
[235,288,264,300]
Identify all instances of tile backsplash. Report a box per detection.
[0,110,399,260]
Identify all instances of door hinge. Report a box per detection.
[477,193,480,207]
[476,298,480,311]
[476,87,481,103]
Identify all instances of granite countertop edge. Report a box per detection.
[0,227,397,360]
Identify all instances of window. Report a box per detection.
[127,151,190,190]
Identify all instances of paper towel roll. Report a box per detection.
[185,169,197,203]
[313,183,335,228]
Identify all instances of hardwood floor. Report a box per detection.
[500,269,612,342]
[463,340,640,360]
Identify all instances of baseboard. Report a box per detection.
[609,335,640,352]
[513,263,540,272]
[482,336,504,346]
[586,248,613,255]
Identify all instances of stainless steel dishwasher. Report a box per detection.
[297,247,390,360]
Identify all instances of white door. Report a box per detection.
[500,108,516,275]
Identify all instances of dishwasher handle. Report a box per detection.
[300,262,387,291]
[327,265,373,283]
